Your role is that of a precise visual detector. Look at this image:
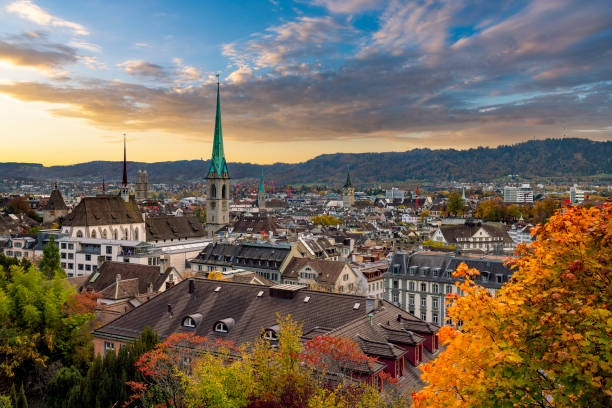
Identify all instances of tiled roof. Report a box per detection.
[94,279,372,345]
[63,196,143,226]
[191,242,291,271]
[44,188,68,211]
[146,215,206,241]
[282,257,347,285]
[81,261,173,297]
[232,215,278,234]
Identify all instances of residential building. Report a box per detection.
[190,241,300,283]
[430,221,514,253]
[503,184,533,203]
[570,184,585,204]
[384,251,512,325]
[352,260,388,299]
[92,279,440,391]
[281,257,360,293]
[145,215,207,243]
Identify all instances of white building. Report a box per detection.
[570,184,585,204]
[503,184,533,203]
[385,187,405,201]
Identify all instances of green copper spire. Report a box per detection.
[209,77,228,177]
[259,168,265,194]
[344,169,352,188]
[461,187,466,201]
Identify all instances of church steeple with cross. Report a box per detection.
[205,75,231,236]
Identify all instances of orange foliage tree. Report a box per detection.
[414,204,611,407]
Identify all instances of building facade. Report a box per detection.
[384,251,512,325]
[135,170,150,201]
[503,184,534,203]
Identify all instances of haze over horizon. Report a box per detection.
[0,0,611,166]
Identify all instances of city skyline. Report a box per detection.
[1,0,611,166]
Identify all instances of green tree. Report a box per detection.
[44,366,83,408]
[0,395,12,408]
[38,236,64,279]
[447,192,464,216]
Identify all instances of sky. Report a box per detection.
[0,0,610,166]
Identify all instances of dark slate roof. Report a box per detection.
[93,279,373,345]
[81,261,173,298]
[440,222,511,244]
[282,257,347,285]
[191,242,291,271]
[145,215,206,241]
[231,215,278,234]
[386,251,513,289]
[63,196,143,226]
[44,188,68,211]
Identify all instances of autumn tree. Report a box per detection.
[446,192,464,217]
[415,204,611,407]
[312,214,342,226]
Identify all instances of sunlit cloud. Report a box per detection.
[6,0,89,36]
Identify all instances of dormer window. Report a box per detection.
[182,313,202,328]
[214,322,228,333]
[213,318,235,334]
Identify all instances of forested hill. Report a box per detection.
[2,138,610,185]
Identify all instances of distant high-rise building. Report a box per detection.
[135,170,149,201]
[258,169,266,210]
[503,184,533,203]
[342,170,355,208]
[205,79,230,237]
[570,184,585,204]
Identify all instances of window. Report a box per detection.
[421,297,426,307]
[421,313,427,321]
[433,314,439,324]
[76,231,83,238]
[497,275,503,284]
[409,281,415,291]
[61,253,66,259]
[211,184,217,198]
[421,283,427,292]
[433,268,440,277]
[91,230,97,238]
[409,266,417,275]
[183,317,196,328]
[433,297,439,309]
[409,294,415,306]
[214,322,228,333]
[68,243,74,250]
[104,341,115,354]
[134,229,139,241]
[68,253,74,259]
[262,330,277,341]
[446,285,453,294]
[68,263,73,269]
[343,274,348,281]
[393,280,399,289]
[113,230,118,240]
[106,246,112,254]
[222,184,227,199]
[432,284,439,293]
[78,264,84,270]
[392,292,399,304]
[85,254,91,261]
[61,243,66,249]
[393,264,400,274]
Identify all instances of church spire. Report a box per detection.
[209,75,228,177]
[259,168,265,194]
[122,133,128,187]
[344,169,352,188]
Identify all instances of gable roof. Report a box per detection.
[145,215,206,241]
[439,222,511,244]
[282,257,348,285]
[81,261,173,298]
[232,215,278,234]
[191,242,292,270]
[63,196,143,227]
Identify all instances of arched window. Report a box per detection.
[214,322,228,333]
[210,184,217,198]
[432,284,439,293]
[124,229,129,240]
[76,230,83,238]
[221,184,226,199]
[113,229,118,240]
[101,229,108,239]
[134,228,139,241]
[91,230,97,238]
[183,317,196,328]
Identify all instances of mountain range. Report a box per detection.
[1,138,610,185]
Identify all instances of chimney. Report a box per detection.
[115,274,121,282]
[397,314,402,322]
[368,312,373,326]
[188,278,195,294]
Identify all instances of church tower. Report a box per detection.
[258,168,266,210]
[205,78,230,236]
[120,134,130,202]
[342,170,355,208]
